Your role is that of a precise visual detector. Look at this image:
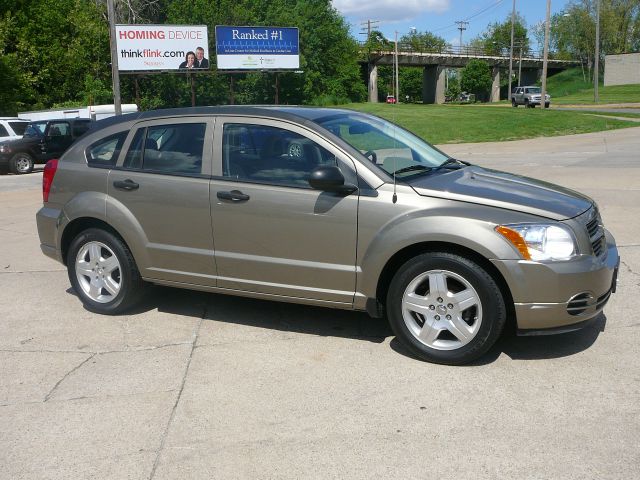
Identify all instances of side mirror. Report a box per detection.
[309,165,357,194]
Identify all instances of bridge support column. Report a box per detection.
[519,68,539,87]
[423,65,446,104]
[368,64,378,103]
[490,66,500,102]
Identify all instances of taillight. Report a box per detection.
[43,159,58,203]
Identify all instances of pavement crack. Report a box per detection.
[148,304,205,479]
[43,353,96,402]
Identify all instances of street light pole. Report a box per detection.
[594,0,600,103]
[540,0,551,109]
[508,0,516,101]
[107,0,122,115]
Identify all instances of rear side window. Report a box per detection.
[0,124,8,137]
[73,121,91,137]
[47,122,70,137]
[9,122,28,135]
[123,123,206,175]
[86,132,127,167]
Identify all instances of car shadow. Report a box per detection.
[390,313,607,365]
[69,285,607,358]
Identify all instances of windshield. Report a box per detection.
[527,87,541,94]
[24,122,47,137]
[314,113,449,177]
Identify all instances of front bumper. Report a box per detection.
[492,229,619,333]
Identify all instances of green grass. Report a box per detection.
[339,103,639,144]
[546,67,640,104]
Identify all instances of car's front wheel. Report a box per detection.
[67,228,145,314]
[9,153,34,174]
[386,252,506,365]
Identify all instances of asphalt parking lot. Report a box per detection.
[1,127,639,479]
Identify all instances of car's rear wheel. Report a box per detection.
[9,153,34,174]
[386,252,506,365]
[67,228,145,314]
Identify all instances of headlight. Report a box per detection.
[0,144,10,154]
[496,224,577,261]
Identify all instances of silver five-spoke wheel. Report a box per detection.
[401,269,482,351]
[75,241,122,303]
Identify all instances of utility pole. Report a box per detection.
[594,0,600,103]
[508,0,516,101]
[518,42,524,86]
[394,31,399,103]
[455,21,469,52]
[107,0,122,115]
[540,0,551,109]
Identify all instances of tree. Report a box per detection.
[550,1,640,71]
[400,30,447,53]
[476,13,530,55]
[460,59,492,101]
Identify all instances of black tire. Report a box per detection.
[67,228,145,314]
[9,153,34,174]
[545,102,550,109]
[511,99,517,107]
[386,252,506,365]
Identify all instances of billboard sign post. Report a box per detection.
[115,25,210,71]
[215,26,299,70]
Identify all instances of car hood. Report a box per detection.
[408,166,592,220]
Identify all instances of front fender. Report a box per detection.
[355,189,542,303]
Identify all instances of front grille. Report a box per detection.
[584,209,606,258]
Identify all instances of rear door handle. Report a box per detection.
[217,190,250,202]
[113,179,139,191]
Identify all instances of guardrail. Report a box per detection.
[359,42,574,62]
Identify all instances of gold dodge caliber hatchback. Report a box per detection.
[36,107,619,365]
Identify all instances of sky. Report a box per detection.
[332,0,573,50]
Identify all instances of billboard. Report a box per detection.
[115,25,210,71]
[215,26,299,70]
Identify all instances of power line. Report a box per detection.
[431,0,505,34]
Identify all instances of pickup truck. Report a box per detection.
[0,118,91,174]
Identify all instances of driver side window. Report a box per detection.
[222,124,337,188]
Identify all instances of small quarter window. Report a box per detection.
[0,124,8,137]
[86,132,127,167]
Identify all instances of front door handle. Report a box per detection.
[217,190,250,202]
[113,179,139,191]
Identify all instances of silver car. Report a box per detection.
[36,107,619,365]
[512,86,551,108]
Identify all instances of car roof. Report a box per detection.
[0,117,28,121]
[89,106,358,133]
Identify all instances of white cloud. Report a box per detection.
[332,0,450,22]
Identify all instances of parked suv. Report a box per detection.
[512,86,551,108]
[36,107,619,365]
[0,118,91,174]
[0,118,29,141]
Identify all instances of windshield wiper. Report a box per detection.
[435,158,470,170]
[391,164,433,176]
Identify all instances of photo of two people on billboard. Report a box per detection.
[179,47,209,69]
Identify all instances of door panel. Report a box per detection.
[210,118,358,304]
[107,119,217,286]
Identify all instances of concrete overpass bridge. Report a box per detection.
[361,46,580,103]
